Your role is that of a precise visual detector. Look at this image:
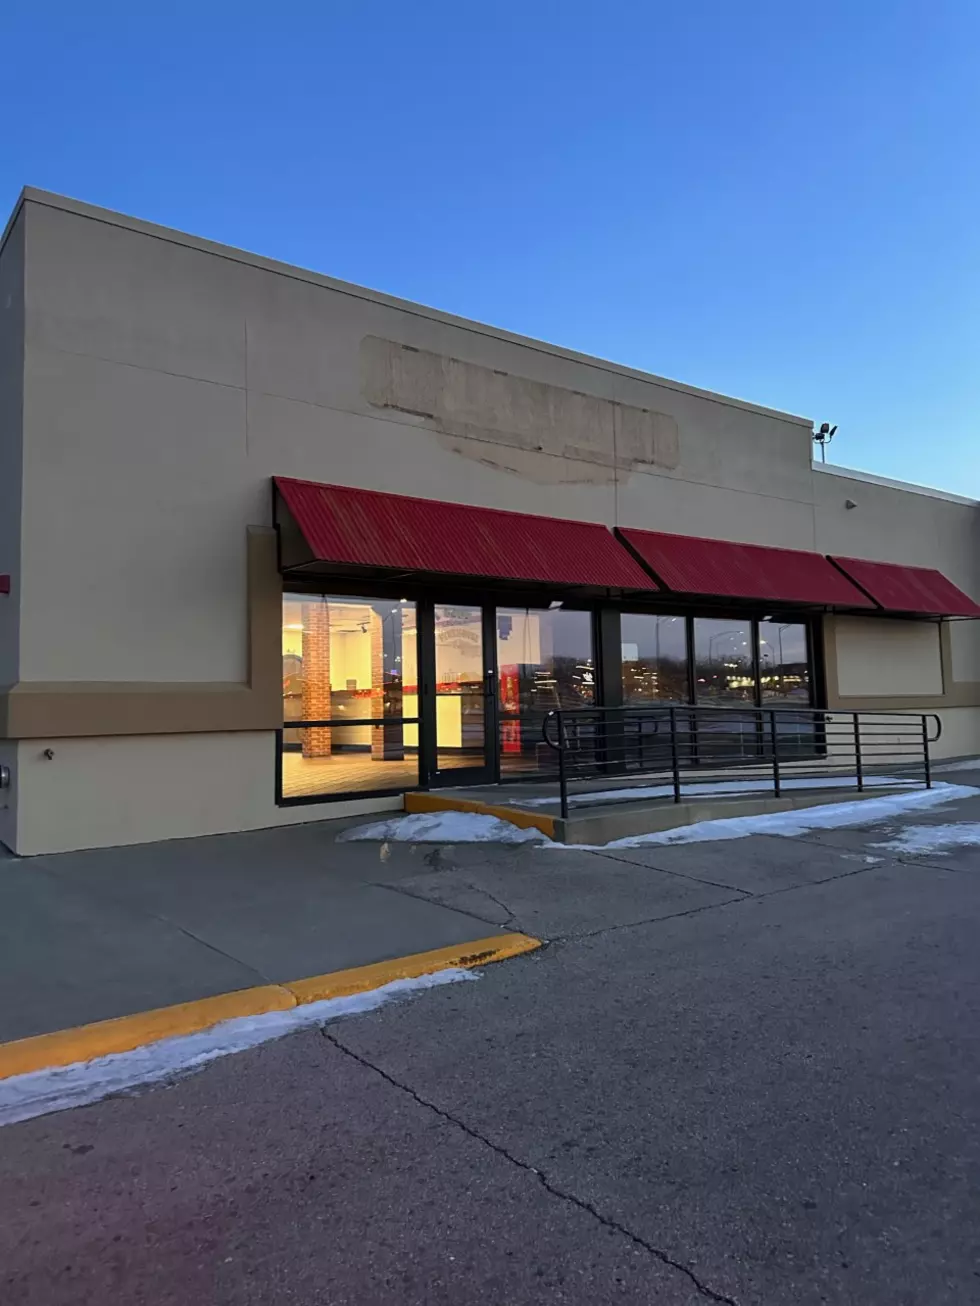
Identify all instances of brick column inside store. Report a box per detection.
[371,604,404,760]
[301,602,332,757]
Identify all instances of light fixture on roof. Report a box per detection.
[813,422,838,463]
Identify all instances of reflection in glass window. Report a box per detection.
[758,621,811,704]
[496,607,595,775]
[693,618,755,704]
[621,614,689,704]
[281,594,419,799]
[496,608,595,714]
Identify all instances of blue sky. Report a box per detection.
[4,1,979,494]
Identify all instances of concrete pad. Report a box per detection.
[1,822,519,1043]
[0,863,262,1043]
[29,829,508,984]
[381,844,739,939]
[596,834,885,894]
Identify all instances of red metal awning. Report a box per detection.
[617,527,875,608]
[274,477,655,589]
[829,557,980,617]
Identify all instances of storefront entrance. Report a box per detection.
[424,601,497,787]
[278,589,815,806]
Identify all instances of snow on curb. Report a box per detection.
[0,970,474,1129]
[572,783,980,849]
[338,784,978,849]
[338,811,548,844]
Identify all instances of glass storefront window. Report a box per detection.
[621,614,689,704]
[496,607,595,713]
[281,594,419,799]
[693,618,755,704]
[496,607,595,775]
[758,621,810,704]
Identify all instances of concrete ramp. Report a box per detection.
[405,785,913,844]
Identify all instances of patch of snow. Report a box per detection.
[871,822,980,856]
[518,774,914,809]
[553,783,979,849]
[0,969,474,1129]
[337,811,549,843]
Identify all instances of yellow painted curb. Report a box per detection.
[0,933,541,1082]
[404,791,557,839]
[0,986,295,1082]
[285,933,541,1004]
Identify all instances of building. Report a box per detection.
[1,188,978,856]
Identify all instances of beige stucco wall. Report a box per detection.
[2,189,978,853]
[835,618,944,698]
[814,465,980,696]
[13,734,400,857]
[0,210,24,690]
[16,193,820,692]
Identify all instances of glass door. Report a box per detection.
[428,602,495,785]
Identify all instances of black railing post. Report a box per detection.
[922,714,932,789]
[853,712,864,791]
[669,706,681,803]
[556,711,569,820]
[770,709,781,797]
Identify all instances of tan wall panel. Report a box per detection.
[21,348,254,682]
[12,732,400,856]
[25,203,248,387]
[929,707,980,761]
[814,468,980,617]
[835,617,944,698]
[616,469,817,549]
[0,211,24,688]
[950,620,980,684]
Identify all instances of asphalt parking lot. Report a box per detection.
[3,775,980,1305]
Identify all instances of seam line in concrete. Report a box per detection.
[321,1028,739,1305]
[547,895,750,946]
[373,880,518,933]
[543,853,918,949]
[585,848,757,895]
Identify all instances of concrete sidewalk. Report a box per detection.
[0,818,520,1043]
[5,760,978,1047]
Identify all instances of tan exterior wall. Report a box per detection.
[0,210,24,691]
[834,618,944,698]
[13,733,400,857]
[1,188,978,852]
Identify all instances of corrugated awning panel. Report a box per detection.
[275,477,656,589]
[829,557,980,617]
[617,528,875,607]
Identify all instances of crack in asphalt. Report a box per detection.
[321,1027,739,1305]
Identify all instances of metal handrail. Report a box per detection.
[541,704,941,820]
